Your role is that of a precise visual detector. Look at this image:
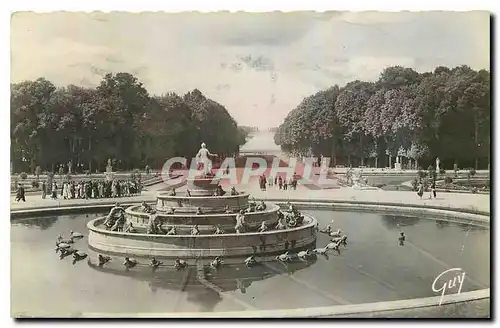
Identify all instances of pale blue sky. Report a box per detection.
[11,11,490,128]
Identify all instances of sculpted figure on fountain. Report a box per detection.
[214,225,225,235]
[196,142,218,177]
[235,210,247,233]
[247,199,257,213]
[141,201,153,213]
[214,184,226,196]
[275,216,287,230]
[103,203,124,227]
[110,211,126,231]
[256,200,266,211]
[258,221,269,233]
[147,211,159,234]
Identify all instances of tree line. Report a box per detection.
[239,126,260,133]
[11,73,248,174]
[274,65,490,170]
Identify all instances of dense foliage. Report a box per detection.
[11,73,247,173]
[275,66,490,169]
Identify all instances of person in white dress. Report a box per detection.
[63,182,69,199]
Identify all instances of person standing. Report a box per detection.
[112,181,117,198]
[51,182,58,199]
[417,182,424,199]
[63,182,68,200]
[70,182,75,199]
[430,181,437,199]
[278,176,283,190]
[259,174,266,191]
[41,181,46,199]
[16,185,26,202]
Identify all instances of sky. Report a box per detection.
[11,11,490,129]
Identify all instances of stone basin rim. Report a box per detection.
[156,192,250,200]
[11,199,490,224]
[24,288,489,318]
[186,176,221,182]
[87,214,317,238]
[126,203,280,217]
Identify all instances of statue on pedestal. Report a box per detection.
[67,160,72,174]
[436,157,440,172]
[352,168,362,187]
[394,156,402,170]
[106,158,113,173]
[196,143,218,177]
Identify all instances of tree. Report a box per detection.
[274,86,342,163]
[274,65,490,170]
[11,74,249,173]
[441,67,490,169]
[335,81,375,166]
[11,78,56,173]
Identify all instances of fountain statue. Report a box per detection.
[352,168,363,188]
[106,159,113,173]
[394,156,402,171]
[196,143,218,177]
[105,158,115,181]
[350,168,378,190]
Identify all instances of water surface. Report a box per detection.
[11,210,490,316]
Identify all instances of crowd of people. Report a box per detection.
[41,179,142,200]
[258,174,298,191]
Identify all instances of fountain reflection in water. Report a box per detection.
[86,254,317,312]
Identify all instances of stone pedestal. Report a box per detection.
[105,172,115,182]
[187,176,221,196]
[394,156,402,170]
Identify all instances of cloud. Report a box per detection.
[338,11,416,25]
[191,12,317,46]
[10,11,490,129]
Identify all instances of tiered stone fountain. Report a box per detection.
[87,144,318,266]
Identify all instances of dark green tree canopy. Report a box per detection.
[11,73,247,173]
[275,65,490,169]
